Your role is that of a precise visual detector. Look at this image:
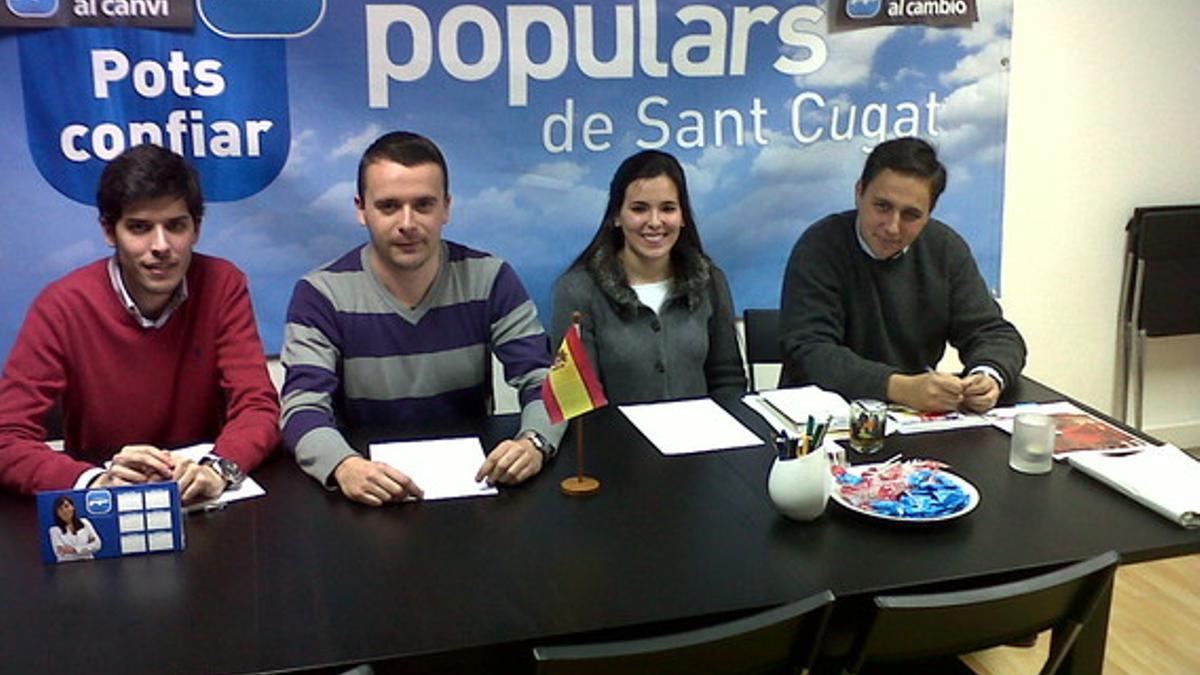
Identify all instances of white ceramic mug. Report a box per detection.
[767,448,831,521]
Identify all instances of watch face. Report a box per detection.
[209,458,243,487]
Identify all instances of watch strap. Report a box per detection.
[516,429,556,459]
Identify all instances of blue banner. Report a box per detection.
[0,1,1012,360]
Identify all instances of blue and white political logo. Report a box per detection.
[7,0,57,18]
[846,0,882,19]
[198,0,324,38]
[19,23,290,204]
[85,489,113,515]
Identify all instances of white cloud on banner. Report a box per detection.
[461,186,519,214]
[207,227,313,275]
[454,163,606,258]
[694,132,859,262]
[895,66,926,83]
[682,145,736,196]
[310,181,357,218]
[935,71,1008,159]
[793,27,900,88]
[922,0,1012,48]
[515,161,589,190]
[750,129,856,186]
[941,39,1010,86]
[331,123,383,160]
[283,128,319,177]
[915,7,1011,173]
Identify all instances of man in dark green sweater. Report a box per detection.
[779,137,1025,413]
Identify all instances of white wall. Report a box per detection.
[1002,0,1200,446]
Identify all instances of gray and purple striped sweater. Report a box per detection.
[280,241,559,486]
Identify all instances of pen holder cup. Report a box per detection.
[767,449,831,522]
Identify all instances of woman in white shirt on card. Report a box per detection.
[49,495,101,562]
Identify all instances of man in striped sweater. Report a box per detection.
[281,131,563,506]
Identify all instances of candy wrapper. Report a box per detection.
[834,459,971,519]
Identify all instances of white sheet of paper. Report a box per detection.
[620,398,763,456]
[370,437,499,500]
[172,443,267,513]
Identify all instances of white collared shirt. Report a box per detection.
[107,256,189,329]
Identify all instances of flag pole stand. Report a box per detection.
[560,416,600,496]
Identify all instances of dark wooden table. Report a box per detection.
[2,378,1196,674]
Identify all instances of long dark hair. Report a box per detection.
[569,150,707,271]
[53,495,84,534]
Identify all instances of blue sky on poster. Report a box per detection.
[0,0,1012,358]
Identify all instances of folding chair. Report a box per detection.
[841,551,1119,675]
[1116,205,1200,427]
[533,589,835,675]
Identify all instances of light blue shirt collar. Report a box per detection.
[855,214,910,261]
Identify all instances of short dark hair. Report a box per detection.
[96,144,204,227]
[859,137,948,209]
[569,150,707,270]
[357,131,449,200]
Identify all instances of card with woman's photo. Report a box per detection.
[36,483,185,564]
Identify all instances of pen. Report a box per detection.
[187,500,226,515]
[774,431,791,461]
[814,415,833,448]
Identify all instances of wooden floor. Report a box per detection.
[961,553,1200,674]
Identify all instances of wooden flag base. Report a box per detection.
[560,476,601,496]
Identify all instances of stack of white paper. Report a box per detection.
[1067,445,1200,529]
[759,386,850,431]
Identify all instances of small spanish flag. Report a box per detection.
[542,322,607,424]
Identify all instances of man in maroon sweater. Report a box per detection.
[0,145,280,504]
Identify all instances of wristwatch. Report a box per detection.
[516,429,556,460]
[200,456,245,491]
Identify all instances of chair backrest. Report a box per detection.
[743,308,782,391]
[842,551,1119,675]
[1128,205,1200,337]
[533,589,835,675]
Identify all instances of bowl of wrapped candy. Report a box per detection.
[831,457,979,523]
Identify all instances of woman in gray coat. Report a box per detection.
[551,150,746,403]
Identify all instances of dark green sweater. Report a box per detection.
[779,210,1026,401]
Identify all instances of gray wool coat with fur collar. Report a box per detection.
[550,245,746,404]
